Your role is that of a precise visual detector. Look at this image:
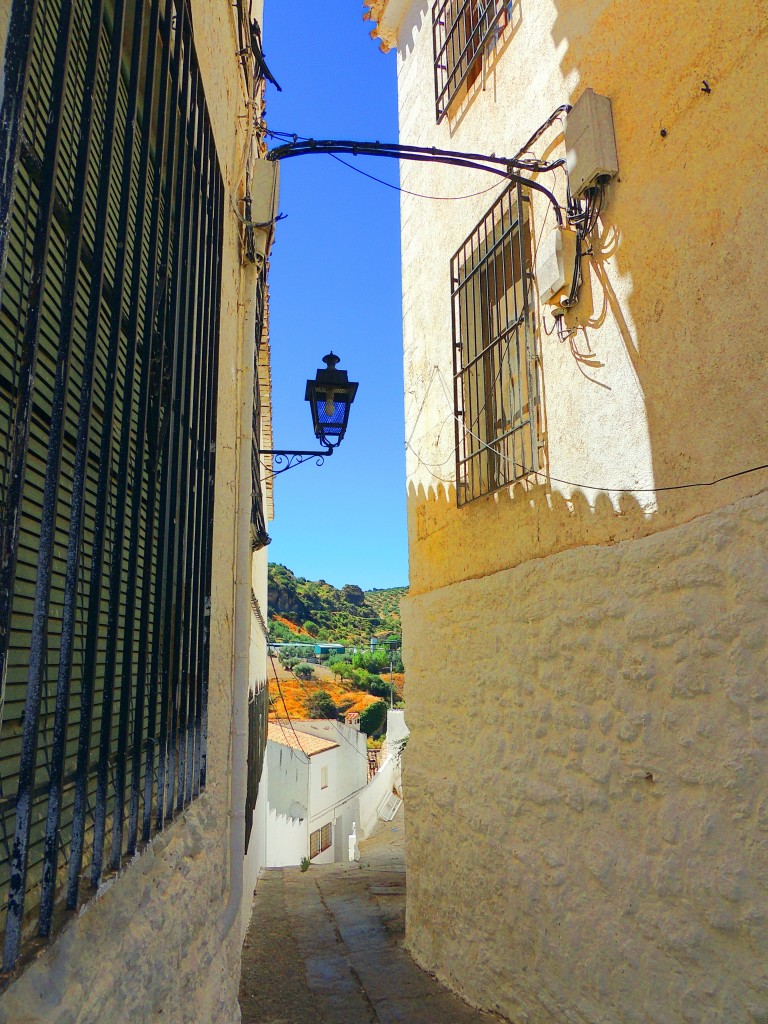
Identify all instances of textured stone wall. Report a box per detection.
[402,490,768,1024]
[0,795,238,1024]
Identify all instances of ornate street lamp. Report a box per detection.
[262,353,358,475]
[305,352,359,449]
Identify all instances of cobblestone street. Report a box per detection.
[240,807,502,1024]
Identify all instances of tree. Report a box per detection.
[359,700,387,736]
[303,620,319,637]
[306,691,338,719]
[368,678,390,699]
[294,662,314,680]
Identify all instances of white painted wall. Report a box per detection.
[241,542,272,934]
[358,754,397,838]
[266,806,307,868]
[263,721,368,866]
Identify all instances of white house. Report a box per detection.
[264,719,368,866]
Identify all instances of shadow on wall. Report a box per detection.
[408,0,768,594]
[547,0,768,523]
[406,477,654,593]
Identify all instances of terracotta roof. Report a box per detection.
[268,721,339,756]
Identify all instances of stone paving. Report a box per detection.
[240,806,502,1024]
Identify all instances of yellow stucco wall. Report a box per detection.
[393,0,768,596]
[384,0,768,1020]
[0,2,260,1020]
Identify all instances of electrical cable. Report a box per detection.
[327,153,504,202]
[268,653,310,757]
[266,136,564,226]
[276,653,375,765]
[410,366,768,496]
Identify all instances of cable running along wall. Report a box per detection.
[0,0,224,971]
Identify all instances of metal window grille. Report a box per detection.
[432,0,508,123]
[0,0,223,972]
[251,262,270,551]
[244,683,268,854]
[309,822,332,860]
[320,821,332,852]
[451,183,538,505]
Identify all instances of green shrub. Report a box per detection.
[306,690,338,719]
[359,700,387,736]
[368,678,390,699]
[294,662,314,680]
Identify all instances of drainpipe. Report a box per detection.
[217,256,258,942]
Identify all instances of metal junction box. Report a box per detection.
[565,89,619,198]
[536,225,577,305]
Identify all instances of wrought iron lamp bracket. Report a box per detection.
[260,447,334,477]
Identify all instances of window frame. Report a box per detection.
[309,821,333,860]
[451,182,539,506]
[432,0,510,123]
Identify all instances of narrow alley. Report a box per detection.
[240,807,499,1024]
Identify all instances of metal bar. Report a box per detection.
[173,67,204,815]
[191,129,218,799]
[121,0,164,859]
[43,0,128,897]
[1,0,84,969]
[133,0,177,849]
[161,39,198,823]
[0,0,39,302]
[140,0,188,841]
[154,2,192,829]
[101,0,152,874]
[199,170,225,791]
[184,115,212,806]
[177,86,209,810]
[39,0,137,934]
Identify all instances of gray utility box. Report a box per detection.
[565,89,619,198]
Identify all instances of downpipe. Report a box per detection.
[217,256,258,943]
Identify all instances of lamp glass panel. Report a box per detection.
[315,398,348,436]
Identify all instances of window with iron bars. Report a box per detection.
[432,0,511,123]
[244,683,268,854]
[309,821,333,860]
[452,183,539,505]
[0,0,223,972]
[251,261,271,551]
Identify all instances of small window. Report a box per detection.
[321,822,333,851]
[432,0,509,123]
[310,822,333,860]
[320,765,328,789]
[452,183,538,505]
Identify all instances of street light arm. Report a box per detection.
[260,448,333,478]
[267,138,563,226]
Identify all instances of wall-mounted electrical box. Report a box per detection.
[536,225,577,306]
[565,88,619,198]
[249,158,280,258]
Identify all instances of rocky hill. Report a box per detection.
[268,563,406,644]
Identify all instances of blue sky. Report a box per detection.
[261,5,407,591]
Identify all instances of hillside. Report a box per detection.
[268,563,406,644]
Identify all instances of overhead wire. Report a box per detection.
[266,132,564,225]
[327,152,506,202]
[409,366,768,496]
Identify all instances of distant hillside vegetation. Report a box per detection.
[268,563,406,644]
